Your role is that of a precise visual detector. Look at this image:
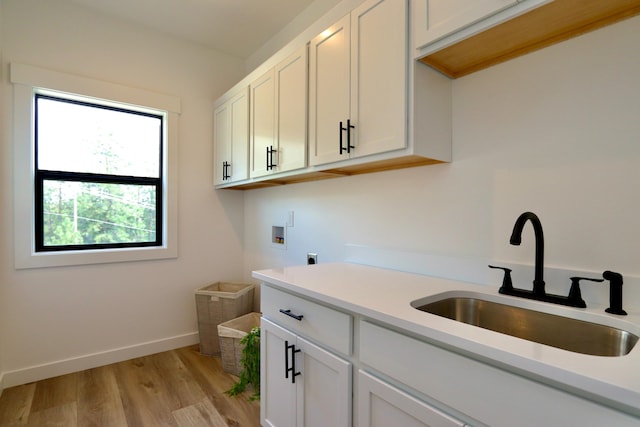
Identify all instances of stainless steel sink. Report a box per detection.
[413,296,638,357]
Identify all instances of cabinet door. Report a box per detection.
[350,0,407,158]
[261,318,352,427]
[275,46,308,173]
[250,68,276,178]
[262,318,297,427]
[213,100,230,186]
[229,89,249,182]
[309,14,351,166]
[358,371,464,427]
[297,336,352,427]
[309,0,407,167]
[413,0,517,50]
[214,88,249,185]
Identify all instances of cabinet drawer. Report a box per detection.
[261,284,352,355]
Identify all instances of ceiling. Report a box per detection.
[67,0,332,59]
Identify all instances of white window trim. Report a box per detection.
[11,63,180,269]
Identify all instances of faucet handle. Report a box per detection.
[489,265,513,293]
[568,276,603,308]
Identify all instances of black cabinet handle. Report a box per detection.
[271,146,277,169]
[346,119,355,154]
[222,161,231,180]
[266,146,270,170]
[284,339,290,379]
[339,120,355,155]
[279,309,303,321]
[284,340,301,384]
[266,145,277,170]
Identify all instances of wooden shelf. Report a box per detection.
[218,155,444,190]
[420,0,640,78]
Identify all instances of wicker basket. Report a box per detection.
[195,282,254,356]
[218,312,261,376]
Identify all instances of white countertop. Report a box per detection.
[253,262,640,416]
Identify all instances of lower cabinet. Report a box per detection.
[359,320,640,427]
[259,282,640,426]
[358,370,465,427]
[261,318,352,427]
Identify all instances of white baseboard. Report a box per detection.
[1,331,199,389]
[0,371,4,398]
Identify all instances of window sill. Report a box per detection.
[15,245,178,269]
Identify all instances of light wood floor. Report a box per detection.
[0,345,260,426]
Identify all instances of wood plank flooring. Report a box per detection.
[0,346,260,426]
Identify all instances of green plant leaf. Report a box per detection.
[225,326,260,401]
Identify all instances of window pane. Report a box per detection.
[42,180,157,246]
[37,97,161,177]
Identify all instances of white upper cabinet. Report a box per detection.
[214,0,638,187]
[213,87,249,185]
[412,0,518,51]
[275,47,308,173]
[215,0,453,189]
[351,0,408,160]
[249,68,276,178]
[308,14,351,166]
[412,0,553,68]
[309,0,407,167]
[250,46,308,178]
[415,0,640,79]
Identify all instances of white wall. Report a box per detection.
[0,0,246,387]
[243,15,640,305]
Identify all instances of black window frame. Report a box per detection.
[34,93,164,252]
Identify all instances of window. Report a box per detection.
[11,64,180,268]
[35,94,163,252]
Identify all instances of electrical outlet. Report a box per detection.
[307,253,317,265]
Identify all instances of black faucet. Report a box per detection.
[510,212,545,296]
[491,212,629,314]
[492,212,590,308]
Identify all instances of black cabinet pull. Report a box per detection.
[279,309,304,321]
[271,146,277,169]
[284,340,291,379]
[266,145,277,170]
[346,119,355,154]
[266,146,270,170]
[285,340,301,384]
[222,161,231,180]
[339,120,355,155]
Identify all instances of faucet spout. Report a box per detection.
[510,212,545,295]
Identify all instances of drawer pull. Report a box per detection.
[279,309,304,321]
